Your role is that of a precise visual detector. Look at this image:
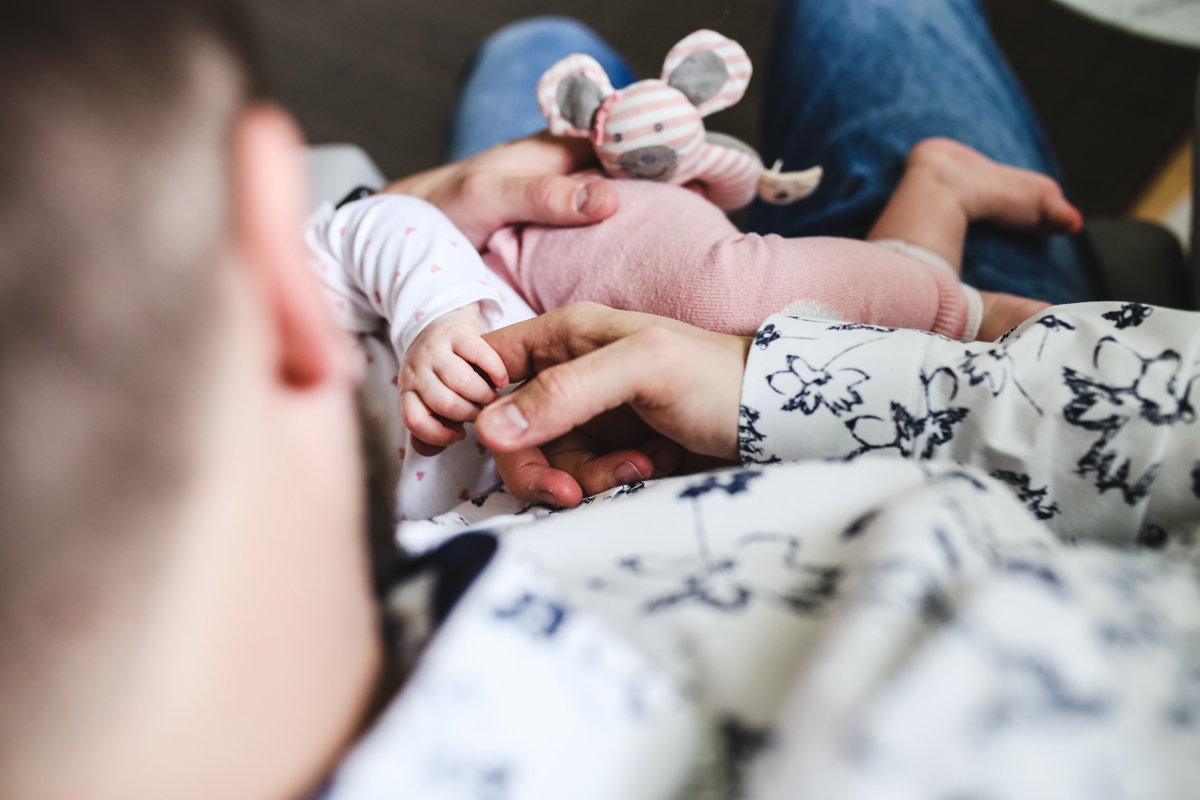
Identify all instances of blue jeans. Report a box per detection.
[445,3,1106,305]
[445,17,636,163]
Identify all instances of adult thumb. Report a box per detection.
[500,174,618,229]
[476,333,652,453]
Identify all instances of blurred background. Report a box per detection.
[250,0,1200,251]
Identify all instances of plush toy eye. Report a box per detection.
[614,133,623,143]
[655,122,664,132]
[640,152,656,165]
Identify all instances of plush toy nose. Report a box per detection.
[616,145,680,181]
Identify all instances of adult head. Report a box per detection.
[0,0,625,795]
[0,2,379,797]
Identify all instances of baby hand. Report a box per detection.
[977,290,1051,342]
[401,303,510,453]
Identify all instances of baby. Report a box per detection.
[307,137,1080,521]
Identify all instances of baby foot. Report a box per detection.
[977,290,1051,342]
[907,138,1083,236]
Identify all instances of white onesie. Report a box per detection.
[306,194,534,521]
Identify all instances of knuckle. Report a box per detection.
[528,175,562,212]
[449,369,470,392]
[402,350,428,373]
[459,172,495,207]
[631,327,688,375]
[452,371,480,396]
[534,363,582,406]
[571,300,603,319]
[401,350,423,371]
[631,324,677,352]
[459,337,486,361]
[443,396,476,422]
[468,336,492,356]
[427,395,455,417]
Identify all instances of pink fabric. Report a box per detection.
[592,93,621,147]
[482,180,971,339]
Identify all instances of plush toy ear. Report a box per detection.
[537,53,616,138]
[661,29,751,118]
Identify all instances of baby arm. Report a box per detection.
[307,194,531,449]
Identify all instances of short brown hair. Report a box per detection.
[0,0,264,771]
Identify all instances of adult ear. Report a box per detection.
[661,29,752,117]
[234,103,343,389]
[537,53,615,137]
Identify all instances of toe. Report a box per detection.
[1039,184,1084,235]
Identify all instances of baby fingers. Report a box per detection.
[402,390,467,447]
[453,336,509,389]
[434,355,499,406]
[412,371,483,422]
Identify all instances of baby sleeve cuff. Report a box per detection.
[870,238,956,274]
[396,286,506,353]
[960,284,984,342]
[871,238,980,342]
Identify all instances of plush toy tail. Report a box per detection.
[691,144,825,212]
[758,160,823,205]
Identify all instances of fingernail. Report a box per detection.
[536,490,561,507]
[573,180,605,216]
[483,402,529,444]
[612,460,646,487]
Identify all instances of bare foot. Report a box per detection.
[906,138,1083,236]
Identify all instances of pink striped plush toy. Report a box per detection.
[537,29,822,212]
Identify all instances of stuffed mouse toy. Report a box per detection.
[537,29,822,212]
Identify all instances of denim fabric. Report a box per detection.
[446,3,1106,304]
[748,0,1105,303]
[444,17,636,163]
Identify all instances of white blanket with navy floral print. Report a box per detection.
[741,302,1200,549]
[324,303,1200,800]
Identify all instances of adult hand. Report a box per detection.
[476,303,752,507]
[383,131,618,249]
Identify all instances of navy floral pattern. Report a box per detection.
[328,303,1200,800]
[1102,302,1154,329]
[1062,337,1197,504]
[740,306,1200,545]
[332,455,1200,800]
